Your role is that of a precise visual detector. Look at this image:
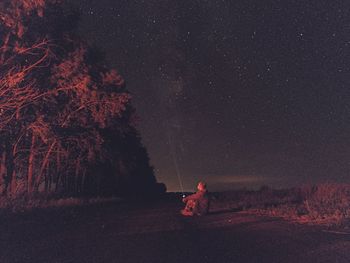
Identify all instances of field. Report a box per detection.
[1,192,350,263]
[212,183,350,227]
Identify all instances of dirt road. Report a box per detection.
[1,200,349,263]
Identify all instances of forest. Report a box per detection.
[0,0,165,199]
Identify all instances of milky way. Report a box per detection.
[71,0,350,191]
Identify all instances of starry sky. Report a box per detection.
[70,0,350,191]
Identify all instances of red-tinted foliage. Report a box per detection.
[0,0,161,198]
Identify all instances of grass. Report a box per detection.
[0,195,122,213]
[213,183,350,227]
[2,183,350,228]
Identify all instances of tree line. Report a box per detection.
[0,0,165,198]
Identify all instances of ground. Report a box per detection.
[1,199,350,263]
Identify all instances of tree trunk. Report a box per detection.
[27,133,36,194]
[35,140,56,192]
[81,170,86,195]
[10,170,16,195]
[75,159,80,194]
[55,151,61,193]
[47,162,52,193]
[0,152,6,195]
[3,143,14,196]
[44,167,48,193]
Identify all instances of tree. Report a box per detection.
[0,0,165,198]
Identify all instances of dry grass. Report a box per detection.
[0,195,121,213]
[214,183,350,227]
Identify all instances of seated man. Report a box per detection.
[181,181,209,216]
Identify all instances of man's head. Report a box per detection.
[197,181,207,191]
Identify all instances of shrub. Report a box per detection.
[303,183,350,224]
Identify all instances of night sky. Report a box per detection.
[71,0,350,191]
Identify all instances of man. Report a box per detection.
[181,181,209,216]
